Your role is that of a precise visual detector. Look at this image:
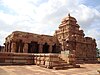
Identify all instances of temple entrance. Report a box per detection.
[52,44,57,53]
[28,41,39,53]
[43,43,49,53]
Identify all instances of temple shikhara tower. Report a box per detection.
[54,14,97,63]
[3,14,97,64]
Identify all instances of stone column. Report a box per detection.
[11,42,16,52]
[23,43,28,53]
[39,44,43,53]
[6,42,9,52]
[7,42,10,52]
[49,45,52,53]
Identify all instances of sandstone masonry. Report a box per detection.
[4,14,97,63]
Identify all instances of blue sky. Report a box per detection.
[83,0,100,7]
[0,0,100,49]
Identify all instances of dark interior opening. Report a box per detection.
[28,41,39,53]
[9,42,12,52]
[43,43,49,53]
[52,44,57,53]
[16,42,19,53]
[33,42,39,53]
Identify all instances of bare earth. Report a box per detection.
[0,64,100,75]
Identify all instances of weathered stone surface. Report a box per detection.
[3,14,97,64]
[54,14,97,63]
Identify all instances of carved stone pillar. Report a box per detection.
[23,43,28,53]
[49,45,52,53]
[11,42,16,52]
[39,44,43,53]
[6,42,9,52]
[8,42,10,52]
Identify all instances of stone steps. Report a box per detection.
[51,57,80,70]
[51,57,71,70]
[53,65,74,70]
[52,64,80,70]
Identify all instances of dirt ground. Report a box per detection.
[0,64,100,75]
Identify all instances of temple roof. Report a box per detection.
[62,13,77,22]
[59,14,77,28]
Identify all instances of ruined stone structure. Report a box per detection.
[4,14,97,63]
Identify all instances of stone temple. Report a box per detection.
[3,14,97,64]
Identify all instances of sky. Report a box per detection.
[0,0,100,49]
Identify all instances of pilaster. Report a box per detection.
[23,43,28,53]
[11,42,16,52]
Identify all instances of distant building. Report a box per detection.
[4,14,97,63]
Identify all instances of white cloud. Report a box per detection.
[0,0,100,49]
[86,27,100,48]
[0,30,10,46]
[65,4,100,27]
[1,0,37,15]
[0,12,17,25]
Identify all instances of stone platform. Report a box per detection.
[0,64,100,75]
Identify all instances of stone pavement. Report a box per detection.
[0,64,100,75]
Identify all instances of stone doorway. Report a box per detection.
[28,41,39,53]
[43,43,49,53]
